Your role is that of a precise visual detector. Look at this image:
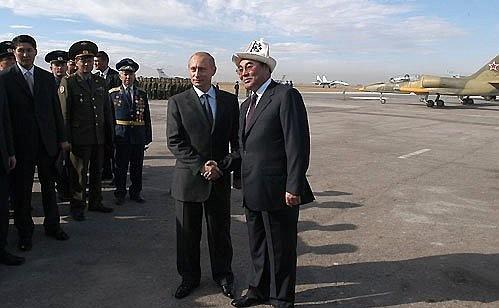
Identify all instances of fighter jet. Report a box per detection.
[359,54,499,107]
[314,75,350,87]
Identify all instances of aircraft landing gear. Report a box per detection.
[433,94,445,108]
[379,93,386,104]
[461,97,474,105]
[426,100,434,107]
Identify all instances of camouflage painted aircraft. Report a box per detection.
[359,55,499,107]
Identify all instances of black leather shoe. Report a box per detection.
[174,281,199,299]
[45,228,70,241]
[71,211,86,221]
[231,295,266,307]
[88,204,114,213]
[130,195,146,203]
[115,196,125,205]
[221,282,234,299]
[0,250,25,266]
[18,238,32,252]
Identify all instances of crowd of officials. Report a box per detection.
[0,36,152,266]
[1,36,313,308]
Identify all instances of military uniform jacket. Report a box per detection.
[109,85,152,145]
[58,73,113,146]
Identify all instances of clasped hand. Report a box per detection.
[202,160,222,181]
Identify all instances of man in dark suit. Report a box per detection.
[59,41,114,221]
[0,35,70,252]
[0,86,24,265]
[167,52,240,300]
[230,39,314,308]
[109,58,152,205]
[95,50,120,182]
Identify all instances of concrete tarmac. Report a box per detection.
[1,93,498,307]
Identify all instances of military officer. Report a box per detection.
[0,41,16,71]
[109,58,152,205]
[58,41,114,221]
[66,59,77,76]
[45,50,68,87]
[44,50,71,201]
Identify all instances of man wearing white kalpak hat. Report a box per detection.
[231,39,314,308]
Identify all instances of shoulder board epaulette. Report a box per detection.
[109,86,121,93]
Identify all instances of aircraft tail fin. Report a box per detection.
[316,75,322,82]
[469,54,499,81]
[322,75,328,83]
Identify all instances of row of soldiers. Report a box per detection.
[136,77,191,100]
[0,36,152,266]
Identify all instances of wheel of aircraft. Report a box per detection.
[380,98,386,104]
[436,99,445,107]
[426,100,434,107]
[461,98,475,105]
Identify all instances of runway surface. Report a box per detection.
[1,93,498,307]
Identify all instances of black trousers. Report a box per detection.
[102,146,114,180]
[245,206,299,307]
[0,174,9,250]
[175,187,233,285]
[69,144,104,212]
[54,150,71,198]
[10,145,60,239]
[114,144,144,198]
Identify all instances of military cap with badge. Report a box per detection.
[45,50,69,64]
[116,58,139,72]
[0,41,14,60]
[68,40,98,60]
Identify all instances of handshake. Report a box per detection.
[201,160,222,181]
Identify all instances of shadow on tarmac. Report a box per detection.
[296,253,499,307]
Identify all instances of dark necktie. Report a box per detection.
[201,94,214,127]
[126,87,132,102]
[245,93,257,132]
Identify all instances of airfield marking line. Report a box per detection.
[398,148,431,159]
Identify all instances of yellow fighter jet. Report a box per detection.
[360,55,499,107]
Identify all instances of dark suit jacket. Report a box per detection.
[0,64,65,159]
[96,67,121,91]
[0,88,14,175]
[167,87,240,202]
[240,80,314,211]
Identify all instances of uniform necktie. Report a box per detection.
[201,94,214,127]
[24,71,34,94]
[127,87,132,102]
[245,93,257,132]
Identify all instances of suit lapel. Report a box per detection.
[244,80,277,135]
[12,65,33,97]
[33,66,41,96]
[212,88,225,134]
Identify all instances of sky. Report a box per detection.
[0,0,497,84]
